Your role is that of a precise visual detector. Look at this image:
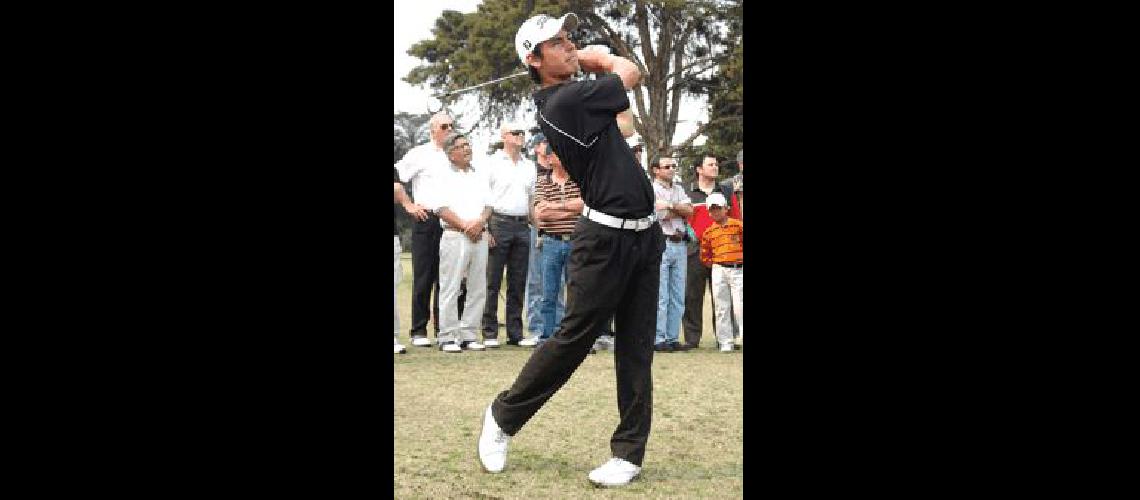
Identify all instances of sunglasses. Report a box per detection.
[508,130,525,136]
[657,164,675,169]
[439,123,453,130]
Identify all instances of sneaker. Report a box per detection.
[477,404,511,473]
[461,341,486,351]
[592,335,613,352]
[411,337,432,347]
[588,457,641,487]
[719,342,734,352]
[394,343,407,354]
[518,337,539,347]
[600,335,615,350]
[484,339,501,348]
[440,342,462,353]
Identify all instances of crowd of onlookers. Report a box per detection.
[393,112,743,354]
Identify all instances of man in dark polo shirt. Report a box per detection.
[478,12,663,488]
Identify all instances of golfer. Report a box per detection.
[478,12,664,488]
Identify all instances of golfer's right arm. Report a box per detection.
[577,51,640,90]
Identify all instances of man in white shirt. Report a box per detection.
[481,122,538,347]
[396,112,459,347]
[436,133,494,352]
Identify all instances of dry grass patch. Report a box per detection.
[394,253,743,499]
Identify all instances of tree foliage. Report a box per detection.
[403,0,742,164]
[690,0,742,179]
[393,111,433,163]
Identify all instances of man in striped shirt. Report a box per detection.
[651,156,694,352]
[530,144,581,346]
[699,193,743,352]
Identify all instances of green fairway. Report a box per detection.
[394,252,744,498]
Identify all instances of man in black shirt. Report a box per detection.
[478,12,664,488]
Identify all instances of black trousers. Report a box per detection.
[492,218,664,466]
[409,214,463,338]
[483,216,531,341]
[682,247,737,346]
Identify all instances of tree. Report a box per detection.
[393,111,433,163]
[393,111,433,249]
[403,0,742,163]
[693,1,742,178]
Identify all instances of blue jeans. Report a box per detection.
[655,241,688,344]
[525,225,545,334]
[540,235,570,340]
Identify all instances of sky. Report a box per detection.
[392,1,708,150]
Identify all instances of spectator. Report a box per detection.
[682,153,740,349]
[435,133,493,352]
[631,143,646,178]
[528,143,581,347]
[650,156,693,352]
[395,112,459,347]
[523,134,564,342]
[482,122,538,346]
[393,167,411,354]
[699,193,743,352]
[722,149,743,222]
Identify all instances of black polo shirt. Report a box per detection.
[532,73,654,220]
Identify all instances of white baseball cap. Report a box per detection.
[500,121,528,133]
[706,193,728,208]
[515,13,579,66]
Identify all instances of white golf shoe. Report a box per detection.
[588,457,641,487]
[477,404,511,473]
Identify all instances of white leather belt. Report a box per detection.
[582,204,657,231]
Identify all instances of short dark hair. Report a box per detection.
[694,152,720,168]
[443,132,468,152]
[527,44,543,83]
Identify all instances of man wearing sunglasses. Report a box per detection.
[650,156,693,353]
[481,123,537,348]
[478,12,662,488]
[396,113,465,348]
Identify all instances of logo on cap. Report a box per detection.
[523,40,532,50]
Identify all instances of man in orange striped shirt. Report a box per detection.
[699,193,743,352]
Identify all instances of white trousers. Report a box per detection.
[711,264,744,345]
[438,230,489,343]
[394,236,402,344]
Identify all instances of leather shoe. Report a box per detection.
[670,341,690,352]
[654,342,673,352]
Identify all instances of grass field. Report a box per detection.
[394,252,743,499]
